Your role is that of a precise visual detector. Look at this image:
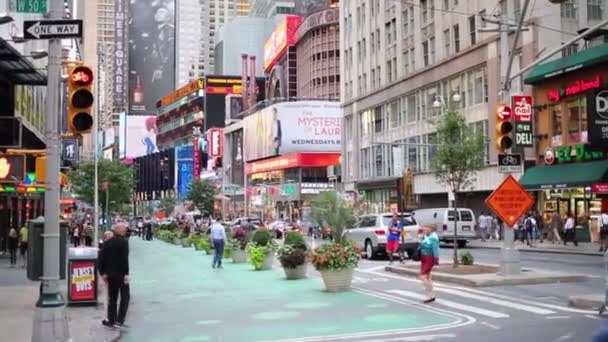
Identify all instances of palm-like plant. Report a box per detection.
[310,191,356,243]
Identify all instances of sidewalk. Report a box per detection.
[0,257,120,342]
[466,240,603,256]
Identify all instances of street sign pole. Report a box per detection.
[32,0,70,340]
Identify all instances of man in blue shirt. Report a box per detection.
[210,218,227,269]
[387,213,403,264]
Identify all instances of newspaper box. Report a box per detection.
[67,247,98,305]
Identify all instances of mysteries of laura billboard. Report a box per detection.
[128,0,176,115]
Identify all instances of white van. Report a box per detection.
[412,208,477,248]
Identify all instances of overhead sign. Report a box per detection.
[62,139,79,161]
[498,154,522,173]
[485,175,535,227]
[10,0,47,13]
[550,144,605,163]
[511,95,534,147]
[588,89,608,147]
[208,128,223,158]
[0,155,26,183]
[24,20,83,39]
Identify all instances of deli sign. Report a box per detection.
[512,95,533,147]
[588,89,608,146]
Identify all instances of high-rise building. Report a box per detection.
[199,0,241,78]
[249,0,295,18]
[340,0,604,213]
[177,0,202,88]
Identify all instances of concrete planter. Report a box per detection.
[172,237,181,245]
[255,254,274,271]
[232,249,248,263]
[283,263,307,280]
[319,268,354,292]
[181,238,192,248]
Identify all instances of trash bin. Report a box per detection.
[67,247,98,306]
[576,225,591,243]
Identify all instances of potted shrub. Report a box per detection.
[181,225,192,247]
[229,226,249,263]
[310,191,360,291]
[171,231,181,245]
[277,232,309,280]
[197,236,212,254]
[191,233,203,251]
[246,229,277,270]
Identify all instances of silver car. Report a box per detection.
[343,213,422,260]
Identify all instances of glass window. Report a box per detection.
[588,0,603,20]
[474,73,484,104]
[389,101,399,129]
[422,41,429,67]
[407,95,416,123]
[561,0,576,19]
[430,37,436,64]
[468,16,476,45]
[453,24,460,52]
[460,210,473,221]
[444,29,450,57]
[375,145,384,177]
[551,105,563,146]
[567,97,588,144]
[374,106,383,133]
[407,136,418,171]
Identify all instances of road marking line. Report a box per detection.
[585,314,605,320]
[357,268,596,314]
[552,333,574,341]
[546,316,570,319]
[386,290,509,319]
[362,333,457,342]
[480,321,501,330]
[436,288,556,315]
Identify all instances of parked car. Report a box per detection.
[231,217,265,232]
[412,208,477,248]
[343,213,422,260]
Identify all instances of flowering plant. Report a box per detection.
[310,241,361,271]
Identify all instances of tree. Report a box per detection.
[159,195,176,216]
[430,110,485,267]
[186,179,216,215]
[310,191,356,243]
[67,159,134,215]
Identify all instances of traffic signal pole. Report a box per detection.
[32,0,70,339]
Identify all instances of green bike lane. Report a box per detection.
[122,239,470,342]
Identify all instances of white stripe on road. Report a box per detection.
[386,290,509,319]
[480,321,501,330]
[545,316,570,319]
[362,333,457,342]
[436,288,556,315]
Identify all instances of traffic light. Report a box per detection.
[67,64,94,134]
[495,104,513,153]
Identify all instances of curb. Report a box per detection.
[568,295,604,310]
[385,265,589,287]
[467,244,603,257]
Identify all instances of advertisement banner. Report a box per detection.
[263,15,303,72]
[193,136,200,179]
[588,89,608,147]
[512,95,533,147]
[118,112,127,159]
[128,0,176,115]
[114,0,128,110]
[208,128,223,158]
[125,116,158,159]
[176,146,193,201]
[243,101,341,161]
[69,261,96,301]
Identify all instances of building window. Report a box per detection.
[371,32,375,52]
[421,0,428,24]
[551,105,562,146]
[371,68,376,89]
[402,9,409,35]
[374,106,383,133]
[407,136,418,171]
[588,0,603,20]
[453,24,460,52]
[389,100,400,129]
[444,29,451,57]
[422,41,429,67]
[375,145,384,177]
[567,97,588,144]
[561,0,576,19]
[387,60,393,82]
[430,37,436,64]
[514,0,521,19]
[479,9,487,27]
[562,43,578,57]
[468,16,476,45]
[403,50,409,74]
[443,0,449,10]
[407,95,416,123]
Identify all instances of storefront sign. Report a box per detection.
[69,261,96,301]
[553,144,605,163]
[588,89,608,146]
[512,95,534,147]
[485,175,535,227]
[544,147,555,165]
[301,183,334,195]
[592,183,608,194]
[246,152,341,174]
[548,75,601,102]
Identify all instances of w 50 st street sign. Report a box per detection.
[24,20,83,39]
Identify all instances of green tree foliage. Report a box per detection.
[159,195,176,216]
[310,191,356,243]
[186,179,216,215]
[67,159,134,214]
[430,110,485,265]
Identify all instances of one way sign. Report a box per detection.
[24,20,83,40]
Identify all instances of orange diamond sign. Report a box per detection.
[485,175,535,227]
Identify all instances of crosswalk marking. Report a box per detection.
[436,288,556,315]
[386,290,510,319]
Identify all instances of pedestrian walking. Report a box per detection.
[137,219,144,239]
[19,224,28,268]
[210,218,226,269]
[535,211,546,243]
[419,224,440,304]
[145,221,153,241]
[478,212,488,241]
[99,223,130,328]
[83,222,94,247]
[386,213,403,264]
[550,211,563,244]
[7,227,18,267]
[523,213,537,247]
[600,210,608,252]
[72,224,81,247]
[563,213,578,246]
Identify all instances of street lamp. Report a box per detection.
[0,12,14,25]
[28,50,49,59]
[6,36,27,44]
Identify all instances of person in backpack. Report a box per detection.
[599,210,608,252]
[524,213,537,247]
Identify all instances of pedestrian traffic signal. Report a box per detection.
[67,64,94,134]
[495,104,513,152]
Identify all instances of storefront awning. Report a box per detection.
[0,39,47,86]
[524,43,608,85]
[519,159,608,190]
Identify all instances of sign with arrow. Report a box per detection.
[24,20,83,40]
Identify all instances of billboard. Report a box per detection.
[176,146,193,201]
[263,15,303,72]
[125,116,158,159]
[243,101,341,161]
[118,112,127,159]
[128,0,176,115]
[114,0,128,111]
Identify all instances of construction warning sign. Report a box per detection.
[485,175,535,227]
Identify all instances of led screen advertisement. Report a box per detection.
[128,0,176,115]
[176,146,193,201]
[125,116,158,159]
[243,101,341,161]
[263,15,303,72]
[118,112,127,159]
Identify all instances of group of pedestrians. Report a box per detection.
[6,225,28,268]
[70,221,95,247]
[477,212,502,241]
[137,219,153,241]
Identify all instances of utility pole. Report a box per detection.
[32,0,70,339]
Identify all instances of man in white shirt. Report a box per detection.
[600,211,608,252]
[478,212,488,242]
[210,218,227,269]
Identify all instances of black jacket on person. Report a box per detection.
[99,236,129,277]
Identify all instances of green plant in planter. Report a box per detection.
[246,229,277,270]
[198,237,212,253]
[277,232,308,268]
[310,241,361,271]
[460,251,474,265]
